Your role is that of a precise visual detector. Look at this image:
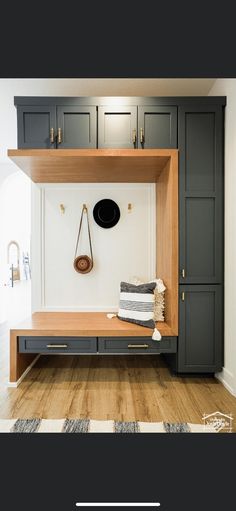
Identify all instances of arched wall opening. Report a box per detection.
[0,171,31,327]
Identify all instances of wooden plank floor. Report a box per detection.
[1,353,236,430]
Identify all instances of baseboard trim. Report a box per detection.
[8,354,41,388]
[215,368,236,397]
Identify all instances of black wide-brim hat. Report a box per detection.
[93,199,120,229]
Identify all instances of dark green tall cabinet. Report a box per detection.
[177,104,224,373]
[179,106,223,285]
[14,96,226,374]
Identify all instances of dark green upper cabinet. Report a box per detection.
[17,106,56,148]
[56,106,96,148]
[178,285,223,373]
[138,106,177,148]
[17,105,96,149]
[98,106,137,148]
[98,105,177,148]
[179,106,224,284]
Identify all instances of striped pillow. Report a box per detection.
[129,276,166,322]
[118,281,156,329]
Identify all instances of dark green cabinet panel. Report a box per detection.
[56,106,96,148]
[98,106,137,148]
[138,106,177,148]
[17,106,56,148]
[185,197,216,279]
[179,106,223,284]
[184,113,216,192]
[178,285,223,372]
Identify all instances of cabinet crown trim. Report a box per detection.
[14,96,227,107]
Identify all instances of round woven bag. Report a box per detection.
[73,255,93,274]
[73,205,93,275]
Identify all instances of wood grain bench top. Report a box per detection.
[10,312,175,337]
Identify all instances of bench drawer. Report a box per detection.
[98,336,177,354]
[18,336,97,353]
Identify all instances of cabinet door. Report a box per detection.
[17,106,56,148]
[179,106,224,284]
[138,106,177,148]
[56,106,96,148]
[98,106,137,148]
[178,285,223,373]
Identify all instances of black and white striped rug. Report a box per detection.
[0,418,215,433]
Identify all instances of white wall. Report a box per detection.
[32,183,156,312]
[209,79,236,395]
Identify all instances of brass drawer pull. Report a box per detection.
[46,344,68,348]
[128,344,149,348]
[57,127,62,144]
[181,268,185,278]
[132,129,137,145]
[140,127,144,144]
[50,127,55,144]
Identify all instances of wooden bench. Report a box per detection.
[9,312,177,386]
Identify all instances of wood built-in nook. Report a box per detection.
[8,148,178,383]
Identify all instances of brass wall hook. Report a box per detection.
[60,203,65,214]
[128,203,132,212]
[83,203,87,212]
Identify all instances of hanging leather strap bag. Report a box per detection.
[74,205,93,274]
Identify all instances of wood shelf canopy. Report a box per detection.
[8,147,178,337]
[8,148,175,183]
[8,148,178,384]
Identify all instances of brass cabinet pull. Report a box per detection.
[181,268,185,278]
[46,344,68,348]
[181,292,185,302]
[50,127,55,144]
[57,127,62,144]
[140,127,144,144]
[132,129,137,145]
[128,344,149,348]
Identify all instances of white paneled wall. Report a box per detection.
[32,183,156,312]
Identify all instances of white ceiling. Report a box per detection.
[0,78,216,97]
[62,78,216,96]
